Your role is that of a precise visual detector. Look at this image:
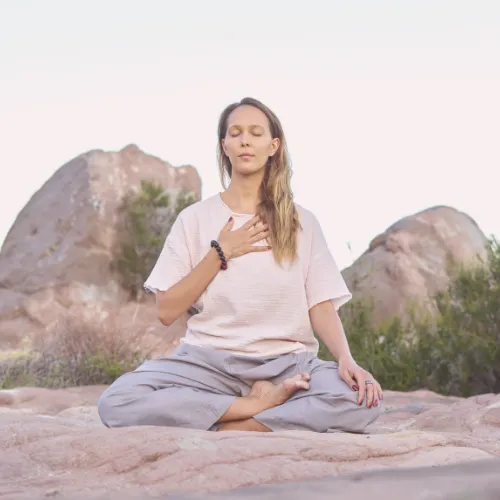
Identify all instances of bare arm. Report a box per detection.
[157,215,270,326]
[157,248,222,326]
[309,300,353,362]
[310,300,383,406]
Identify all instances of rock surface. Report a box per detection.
[172,459,500,500]
[1,386,499,499]
[0,145,201,350]
[342,205,489,326]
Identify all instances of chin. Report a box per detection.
[233,167,265,178]
[232,160,266,177]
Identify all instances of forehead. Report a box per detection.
[226,105,270,128]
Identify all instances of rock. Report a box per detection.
[0,317,35,349]
[171,459,500,500]
[0,289,27,320]
[0,386,499,499]
[0,385,106,414]
[0,145,201,350]
[342,205,488,326]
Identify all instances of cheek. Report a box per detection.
[224,139,237,156]
[255,139,273,156]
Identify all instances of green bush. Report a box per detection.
[318,239,500,397]
[115,180,196,300]
[0,313,161,389]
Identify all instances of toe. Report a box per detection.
[283,374,310,392]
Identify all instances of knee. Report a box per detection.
[97,390,116,427]
[97,388,133,428]
[342,400,383,433]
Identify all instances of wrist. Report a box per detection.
[338,352,355,364]
[243,394,269,415]
[211,240,229,270]
[217,241,232,261]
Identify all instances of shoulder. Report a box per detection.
[294,203,320,229]
[175,194,221,225]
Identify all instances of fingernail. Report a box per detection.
[228,217,233,222]
[267,245,272,249]
[374,401,378,407]
[352,385,359,391]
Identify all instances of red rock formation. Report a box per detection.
[0,145,201,349]
[342,205,488,326]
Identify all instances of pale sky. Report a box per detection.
[1,0,499,270]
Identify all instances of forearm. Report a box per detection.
[310,300,353,361]
[157,248,222,325]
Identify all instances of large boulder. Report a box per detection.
[0,145,201,350]
[342,205,489,326]
[0,386,499,499]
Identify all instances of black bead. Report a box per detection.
[211,239,228,270]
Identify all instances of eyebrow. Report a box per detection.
[227,124,265,131]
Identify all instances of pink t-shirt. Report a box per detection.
[144,194,351,357]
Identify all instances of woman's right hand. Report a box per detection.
[217,216,271,260]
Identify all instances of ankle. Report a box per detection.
[243,394,271,414]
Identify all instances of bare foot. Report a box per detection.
[248,373,311,412]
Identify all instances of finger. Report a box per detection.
[250,230,270,243]
[250,224,269,237]
[248,245,272,253]
[369,379,382,404]
[341,371,358,392]
[365,384,375,408]
[221,216,234,232]
[241,215,261,230]
[372,383,380,407]
[357,376,366,406]
[300,372,311,382]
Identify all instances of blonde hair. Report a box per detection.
[216,97,301,264]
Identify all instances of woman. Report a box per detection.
[98,97,383,433]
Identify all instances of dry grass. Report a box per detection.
[0,311,165,389]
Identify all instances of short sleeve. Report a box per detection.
[305,214,352,310]
[143,213,193,294]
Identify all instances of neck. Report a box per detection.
[222,171,264,214]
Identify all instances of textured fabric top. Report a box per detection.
[144,194,351,357]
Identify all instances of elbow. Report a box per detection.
[159,315,174,327]
[157,291,176,326]
[158,306,177,327]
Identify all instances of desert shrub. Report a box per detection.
[419,239,500,396]
[318,300,428,392]
[115,180,196,300]
[0,313,164,389]
[318,239,500,397]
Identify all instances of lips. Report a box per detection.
[239,154,254,159]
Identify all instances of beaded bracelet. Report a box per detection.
[210,240,228,270]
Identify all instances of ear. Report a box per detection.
[221,139,228,156]
[270,137,280,157]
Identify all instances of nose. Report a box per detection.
[240,132,251,146]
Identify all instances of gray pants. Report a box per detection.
[98,343,382,433]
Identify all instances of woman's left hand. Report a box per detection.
[338,356,383,408]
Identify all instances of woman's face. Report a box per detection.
[222,105,280,178]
